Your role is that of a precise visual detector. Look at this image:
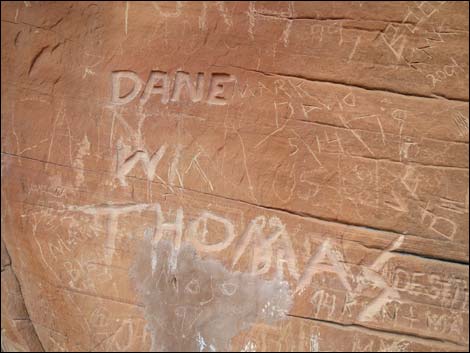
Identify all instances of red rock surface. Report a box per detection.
[1,1,469,352]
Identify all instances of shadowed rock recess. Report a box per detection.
[1,1,469,352]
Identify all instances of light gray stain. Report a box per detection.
[131,236,292,352]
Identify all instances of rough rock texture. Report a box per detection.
[1,1,469,352]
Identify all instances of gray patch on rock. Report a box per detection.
[130,234,292,352]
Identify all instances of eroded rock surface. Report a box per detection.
[1,1,469,352]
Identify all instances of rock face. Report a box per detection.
[1,1,469,352]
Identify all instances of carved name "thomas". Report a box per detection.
[111,70,236,106]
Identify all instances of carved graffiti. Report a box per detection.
[111,71,236,106]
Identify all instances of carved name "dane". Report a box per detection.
[111,70,236,106]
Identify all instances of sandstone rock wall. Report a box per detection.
[1,1,469,351]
